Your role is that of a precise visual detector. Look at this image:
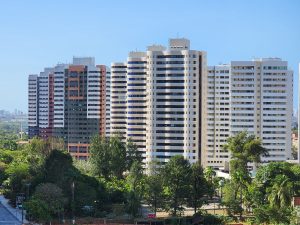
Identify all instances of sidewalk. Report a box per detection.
[0,195,29,224]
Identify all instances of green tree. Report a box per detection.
[144,171,164,215]
[43,149,75,187]
[189,162,207,214]
[25,183,65,223]
[0,140,18,150]
[223,131,268,166]
[204,166,217,198]
[24,198,52,223]
[126,139,142,170]
[126,161,144,218]
[110,135,127,179]
[222,131,267,219]
[162,155,191,216]
[4,161,30,196]
[268,175,293,209]
[222,181,243,218]
[90,136,111,179]
[249,162,300,224]
[90,135,141,180]
[204,166,216,183]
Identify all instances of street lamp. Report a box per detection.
[71,181,75,225]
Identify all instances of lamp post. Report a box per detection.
[71,181,75,225]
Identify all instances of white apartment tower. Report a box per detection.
[126,52,147,158]
[110,63,127,138]
[110,38,207,165]
[202,65,231,169]
[203,58,293,170]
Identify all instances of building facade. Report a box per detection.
[202,65,231,169]
[28,42,293,169]
[111,38,207,165]
[203,58,293,170]
[28,57,110,159]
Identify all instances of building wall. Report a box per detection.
[111,39,206,166]
[105,67,111,137]
[28,75,39,138]
[110,63,127,138]
[126,52,147,161]
[204,58,293,170]
[28,57,109,160]
[146,40,206,165]
[202,65,231,169]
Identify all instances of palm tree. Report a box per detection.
[268,175,293,209]
[223,131,269,164]
[222,131,268,220]
[204,166,216,183]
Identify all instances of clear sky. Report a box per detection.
[0,0,299,112]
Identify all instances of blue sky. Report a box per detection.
[0,0,299,112]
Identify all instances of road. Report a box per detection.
[0,202,21,225]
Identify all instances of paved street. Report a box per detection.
[0,202,21,225]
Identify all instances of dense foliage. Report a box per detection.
[222,131,300,224]
[0,131,299,224]
[0,135,211,223]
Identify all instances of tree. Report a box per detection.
[204,166,217,199]
[25,183,65,223]
[144,171,164,215]
[43,149,75,188]
[249,162,300,224]
[90,136,111,179]
[126,139,142,170]
[267,175,293,209]
[0,140,18,150]
[162,155,191,216]
[222,181,243,218]
[189,162,207,214]
[25,137,64,176]
[204,166,216,183]
[24,198,52,223]
[223,131,268,165]
[222,131,268,219]
[126,161,144,218]
[90,135,141,180]
[109,135,127,179]
[4,161,30,196]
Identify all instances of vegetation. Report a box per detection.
[0,130,300,224]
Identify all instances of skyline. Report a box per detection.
[0,0,300,111]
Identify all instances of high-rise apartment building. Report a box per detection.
[28,57,110,159]
[110,63,127,139]
[28,40,293,169]
[203,58,293,170]
[202,65,231,169]
[111,38,207,165]
[28,75,39,137]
